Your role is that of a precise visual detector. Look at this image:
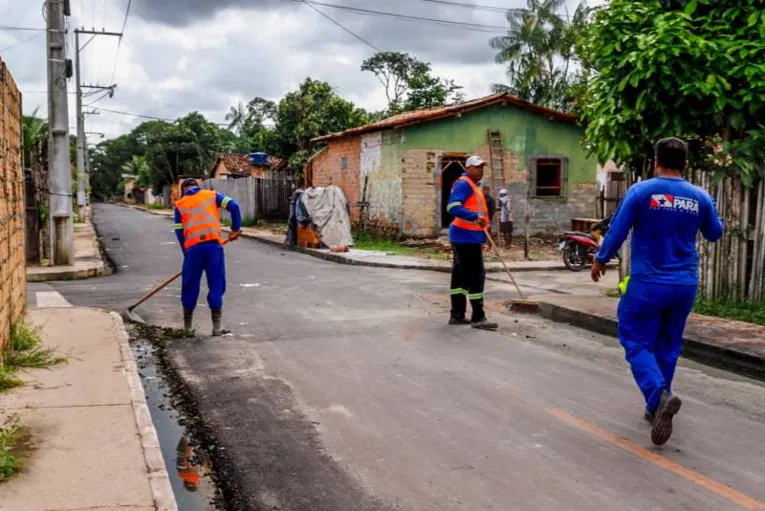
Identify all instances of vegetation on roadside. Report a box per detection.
[353,233,415,256]
[144,202,169,210]
[694,299,765,326]
[0,322,67,394]
[0,415,22,482]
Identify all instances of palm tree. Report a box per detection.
[225,102,246,132]
[22,107,47,168]
[490,0,589,109]
[121,155,151,188]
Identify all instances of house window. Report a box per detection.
[532,156,566,197]
[340,156,348,170]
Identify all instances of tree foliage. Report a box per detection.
[22,109,47,168]
[361,51,464,114]
[580,0,765,184]
[491,0,591,111]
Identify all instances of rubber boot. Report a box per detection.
[183,309,193,331]
[211,309,230,337]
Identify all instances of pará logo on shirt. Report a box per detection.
[650,194,699,214]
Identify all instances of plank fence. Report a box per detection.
[202,176,297,222]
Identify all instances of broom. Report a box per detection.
[485,229,540,314]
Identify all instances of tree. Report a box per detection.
[579,0,765,184]
[274,78,370,169]
[490,0,591,111]
[361,52,464,114]
[22,108,47,168]
[121,155,151,187]
[225,102,247,132]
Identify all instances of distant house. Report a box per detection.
[306,92,600,237]
[209,152,285,179]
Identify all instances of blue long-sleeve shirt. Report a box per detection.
[174,187,241,250]
[447,174,487,244]
[596,177,723,285]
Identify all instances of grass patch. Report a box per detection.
[144,202,169,210]
[241,216,258,227]
[353,233,414,255]
[606,288,621,299]
[694,299,765,326]
[0,415,22,482]
[3,323,67,374]
[0,370,23,391]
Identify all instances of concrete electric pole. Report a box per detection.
[74,28,119,220]
[46,0,73,265]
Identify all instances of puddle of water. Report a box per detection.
[132,341,219,510]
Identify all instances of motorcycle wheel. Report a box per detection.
[563,243,586,272]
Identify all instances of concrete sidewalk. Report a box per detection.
[538,294,765,378]
[26,222,106,282]
[127,204,571,273]
[0,307,176,511]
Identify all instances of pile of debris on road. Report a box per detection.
[284,185,353,252]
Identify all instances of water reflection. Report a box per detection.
[177,437,212,493]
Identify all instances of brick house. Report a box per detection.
[306,93,599,237]
[210,152,285,179]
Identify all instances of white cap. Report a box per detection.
[465,155,485,168]
[499,189,508,196]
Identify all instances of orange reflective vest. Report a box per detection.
[176,189,223,250]
[451,176,488,231]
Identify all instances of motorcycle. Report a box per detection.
[558,217,612,272]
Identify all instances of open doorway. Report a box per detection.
[441,153,467,228]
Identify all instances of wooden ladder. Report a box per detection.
[486,129,504,235]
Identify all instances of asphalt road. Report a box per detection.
[51,204,765,511]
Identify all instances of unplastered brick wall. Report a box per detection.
[311,136,362,222]
[401,148,441,237]
[0,60,25,356]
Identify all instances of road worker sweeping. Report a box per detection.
[592,138,723,445]
[174,178,242,336]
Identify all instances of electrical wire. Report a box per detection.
[278,0,509,33]
[0,32,44,53]
[0,26,46,31]
[110,0,132,83]
[305,3,381,52]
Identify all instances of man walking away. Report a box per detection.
[174,179,242,336]
[446,156,498,331]
[498,189,513,248]
[591,138,723,445]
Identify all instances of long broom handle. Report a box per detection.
[485,229,526,300]
[127,239,231,312]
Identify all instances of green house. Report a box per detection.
[308,93,599,237]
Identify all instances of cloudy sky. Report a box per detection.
[1,0,592,140]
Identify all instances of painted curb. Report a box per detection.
[538,301,765,380]
[125,204,571,273]
[26,264,105,282]
[110,311,179,511]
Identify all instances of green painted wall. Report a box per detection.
[382,103,596,191]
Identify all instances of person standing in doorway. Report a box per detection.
[498,189,513,248]
[591,138,723,445]
[445,156,498,331]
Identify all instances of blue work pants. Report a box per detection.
[617,280,697,412]
[181,242,226,311]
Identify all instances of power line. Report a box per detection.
[414,0,506,13]
[279,0,509,33]
[0,32,45,53]
[305,3,381,52]
[0,26,46,31]
[93,106,173,121]
[110,0,132,83]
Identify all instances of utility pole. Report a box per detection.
[46,0,73,265]
[74,28,120,219]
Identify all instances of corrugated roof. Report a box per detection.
[312,93,578,143]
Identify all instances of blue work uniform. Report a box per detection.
[596,177,723,412]
[447,174,488,321]
[174,187,242,312]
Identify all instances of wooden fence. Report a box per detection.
[202,176,297,222]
